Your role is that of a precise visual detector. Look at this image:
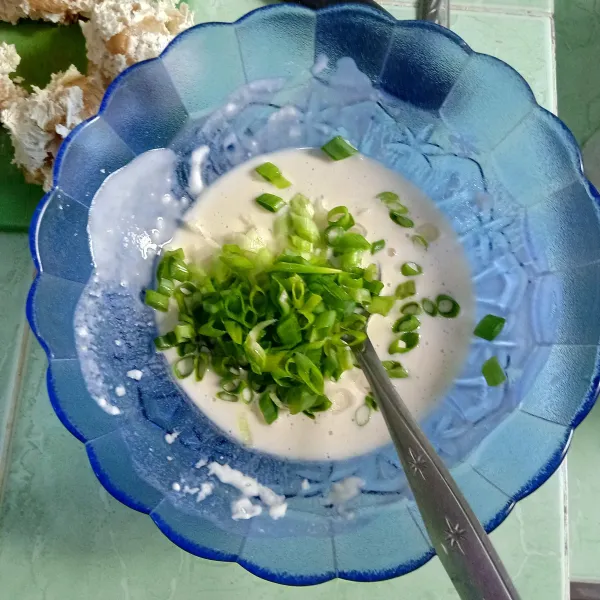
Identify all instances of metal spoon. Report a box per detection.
[357,338,521,599]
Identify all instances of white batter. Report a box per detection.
[159,148,475,461]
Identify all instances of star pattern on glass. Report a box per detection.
[444,517,467,554]
[407,447,427,480]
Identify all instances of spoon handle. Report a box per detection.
[357,338,521,600]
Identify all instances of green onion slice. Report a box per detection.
[259,391,279,424]
[401,262,423,277]
[389,211,414,228]
[255,193,286,213]
[436,294,461,318]
[382,360,409,379]
[482,356,507,386]
[331,232,372,252]
[389,332,420,354]
[411,235,429,250]
[474,314,506,341]
[327,206,355,230]
[368,295,396,316]
[145,290,170,312]
[365,393,378,412]
[422,298,438,316]
[321,136,358,161]
[401,302,421,315]
[174,356,195,379]
[154,332,176,350]
[393,315,421,333]
[255,162,291,189]
[371,239,385,254]
[395,280,416,300]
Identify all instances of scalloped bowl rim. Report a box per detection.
[26,3,600,585]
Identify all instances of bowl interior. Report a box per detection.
[29,5,600,584]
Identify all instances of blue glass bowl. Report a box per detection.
[27,4,600,585]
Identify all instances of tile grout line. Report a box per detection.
[380,1,553,18]
[562,461,571,600]
[0,314,31,511]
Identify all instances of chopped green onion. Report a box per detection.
[365,393,378,412]
[365,279,385,295]
[377,191,399,205]
[224,320,243,345]
[401,262,422,277]
[339,251,362,271]
[331,232,372,252]
[277,315,303,346]
[422,298,438,316]
[389,332,420,354]
[393,315,420,333]
[327,206,355,230]
[368,295,396,316]
[146,189,403,424]
[377,192,408,213]
[436,294,461,318]
[321,136,358,161]
[390,211,414,228]
[174,356,195,379]
[157,278,175,297]
[174,323,194,344]
[267,263,342,275]
[259,391,279,424]
[290,235,313,253]
[474,314,506,341]
[154,332,176,350]
[395,280,416,300]
[145,290,170,312]
[170,259,190,282]
[216,391,238,402]
[244,319,276,374]
[255,193,286,213]
[382,360,409,379]
[255,162,291,189]
[401,302,421,315]
[482,356,507,386]
[411,235,429,250]
[294,352,325,395]
[286,387,320,415]
[371,239,385,254]
[364,263,378,282]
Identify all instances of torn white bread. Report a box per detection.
[0,42,27,111]
[81,0,194,82]
[0,0,195,190]
[1,66,105,189]
[0,0,93,24]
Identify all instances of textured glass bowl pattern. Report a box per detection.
[27,4,600,585]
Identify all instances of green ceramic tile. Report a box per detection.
[452,0,552,12]
[568,403,600,582]
[452,11,555,112]
[555,0,600,146]
[189,0,274,23]
[554,0,600,585]
[0,233,32,493]
[385,8,555,113]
